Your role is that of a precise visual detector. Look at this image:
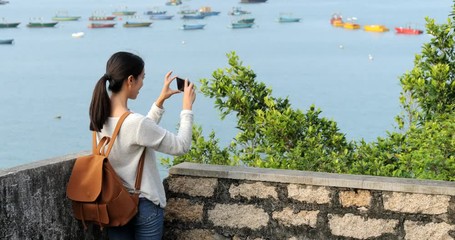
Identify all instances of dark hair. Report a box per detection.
[89,51,144,131]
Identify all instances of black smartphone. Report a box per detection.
[176,77,190,91]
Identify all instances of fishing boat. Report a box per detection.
[150,15,174,20]
[123,22,152,28]
[112,11,136,16]
[237,18,255,24]
[343,21,360,30]
[27,22,58,28]
[145,10,167,15]
[0,22,20,28]
[277,14,301,23]
[0,39,13,44]
[199,6,221,17]
[166,0,182,6]
[395,26,423,35]
[228,7,251,16]
[52,16,80,21]
[364,25,389,32]
[181,24,205,30]
[330,13,343,27]
[181,14,205,20]
[178,8,198,15]
[89,16,116,21]
[230,22,254,29]
[88,23,116,28]
[71,32,84,38]
[52,11,81,21]
[240,0,267,3]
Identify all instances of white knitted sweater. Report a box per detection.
[97,103,193,208]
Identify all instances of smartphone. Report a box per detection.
[176,77,190,91]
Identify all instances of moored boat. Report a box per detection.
[0,39,13,44]
[0,22,20,28]
[230,22,254,28]
[27,22,58,28]
[199,6,220,16]
[145,10,167,15]
[181,14,205,20]
[240,0,267,3]
[123,21,152,28]
[228,7,251,16]
[112,11,136,16]
[237,18,255,24]
[52,16,81,21]
[150,15,174,20]
[181,23,205,30]
[330,13,343,27]
[364,25,389,32]
[395,26,423,35]
[278,15,301,23]
[343,22,360,30]
[166,0,182,6]
[88,23,116,28]
[0,0,10,5]
[89,16,116,21]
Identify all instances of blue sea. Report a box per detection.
[0,0,452,171]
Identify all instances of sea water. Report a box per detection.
[0,0,452,172]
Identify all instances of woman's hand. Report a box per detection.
[155,71,180,108]
[183,79,196,110]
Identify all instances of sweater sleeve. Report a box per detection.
[146,102,165,124]
[135,110,193,156]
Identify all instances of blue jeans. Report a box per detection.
[107,198,164,240]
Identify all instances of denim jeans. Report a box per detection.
[107,198,164,240]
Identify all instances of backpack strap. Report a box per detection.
[105,111,131,156]
[133,149,146,194]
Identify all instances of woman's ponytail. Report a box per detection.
[89,75,111,131]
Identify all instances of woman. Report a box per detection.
[89,51,196,239]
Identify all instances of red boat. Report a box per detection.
[395,26,423,35]
[88,23,116,28]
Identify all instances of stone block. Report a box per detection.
[165,198,204,222]
[272,207,319,228]
[339,190,372,208]
[383,192,450,214]
[288,184,331,204]
[175,229,228,240]
[167,176,218,197]
[229,182,278,200]
[404,221,455,240]
[208,204,268,229]
[328,213,398,239]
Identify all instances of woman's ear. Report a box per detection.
[127,75,134,87]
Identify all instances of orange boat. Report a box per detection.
[330,13,343,27]
[395,26,423,35]
[343,22,360,30]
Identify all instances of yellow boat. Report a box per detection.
[343,22,360,30]
[364,25,389,32]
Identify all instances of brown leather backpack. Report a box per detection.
[66,112,145,229]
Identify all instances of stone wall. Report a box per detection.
[164,162,455,240]
[1,155,455,239]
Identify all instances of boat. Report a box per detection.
[89,16,116,21]
[0,39,13,44]
[27,22,58,28]
[181,24,205,30]
[330,13,343,27]
[123,22,152,28]
[228,7,251,16]
[0,22,20,28]
[71,32,84,38]
[278,15,301,23]
[343,22,360,30]
[52,16,80,21]
[88,23,116,28]
[230,22,254,29]
[0,0,9,5]
[237,18,255,24]
[178,8,198,15]
[112,11,136,16]
[166,0,182,6]
[364,25,389,32]
[150,15,174,20]
[199,6,221,17]
[181,14,206,20]
[240,0,267,3]
[145,10,167,15]
[395,26,423,35]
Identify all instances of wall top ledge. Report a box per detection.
[169,162,455,196]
